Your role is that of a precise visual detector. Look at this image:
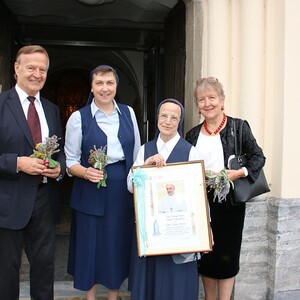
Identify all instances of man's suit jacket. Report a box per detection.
[0,87,66,230]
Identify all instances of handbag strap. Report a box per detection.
[238,120,244,156]
[233,119,237,156]
[233,118,244,157]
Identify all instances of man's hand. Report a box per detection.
[42,164,61,179]
[17,156,47,175]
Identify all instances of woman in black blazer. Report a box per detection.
[185,77,266,300]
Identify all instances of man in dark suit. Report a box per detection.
[0,45,66,299]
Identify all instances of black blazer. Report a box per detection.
[0,87,66,230]
[185,116,266,182]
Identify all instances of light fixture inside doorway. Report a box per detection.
[77,0,115,5]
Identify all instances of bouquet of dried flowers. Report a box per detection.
[30,135,60,168]
[88,145,108,189]
[205,169,234,203]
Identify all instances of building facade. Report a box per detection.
[1,0,299,299]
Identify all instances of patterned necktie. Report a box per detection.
[27,96,42,145]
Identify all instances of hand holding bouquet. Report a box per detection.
[88,145,108,189]
[206,169,233,203]
[30,135,60,168]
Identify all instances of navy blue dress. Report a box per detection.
[128,137,199,300]
[68,104,135,291]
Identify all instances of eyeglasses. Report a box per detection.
[159,113,180,123]
[196,77,218,84]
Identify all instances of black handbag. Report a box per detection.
[228,119,270,203]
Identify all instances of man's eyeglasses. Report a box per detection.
[159,114,180,123]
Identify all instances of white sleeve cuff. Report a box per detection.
[242,167,248,177]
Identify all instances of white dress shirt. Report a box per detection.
[16,84,49,141]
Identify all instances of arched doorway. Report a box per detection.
[7,0,186,283]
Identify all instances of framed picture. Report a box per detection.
[131,160,212,257]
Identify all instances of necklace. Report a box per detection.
[203,113,227,136]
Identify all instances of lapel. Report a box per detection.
[6,88,34,147]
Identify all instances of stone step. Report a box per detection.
[20,281,205,300]
[20,281,131,300]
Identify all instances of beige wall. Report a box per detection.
[184,0,204,133]
[185,0,300,198]
[277,0,300,198]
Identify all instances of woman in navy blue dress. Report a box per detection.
[127,98,202,300]
[65,65,141,300]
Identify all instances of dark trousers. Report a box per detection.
[0,184,56,300]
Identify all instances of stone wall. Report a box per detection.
[235,197,269,299]
[235,197,300,300]
[266,198,300,300]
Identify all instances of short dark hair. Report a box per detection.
[90,65,119,85]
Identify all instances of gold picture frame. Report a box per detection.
[131,160,212,257]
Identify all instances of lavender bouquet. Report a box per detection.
[88,145,108,189]
[30,135,60,168]
[205,169,234,203]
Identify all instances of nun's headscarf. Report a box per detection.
[156,98,185,137]
[86,64,119,105]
